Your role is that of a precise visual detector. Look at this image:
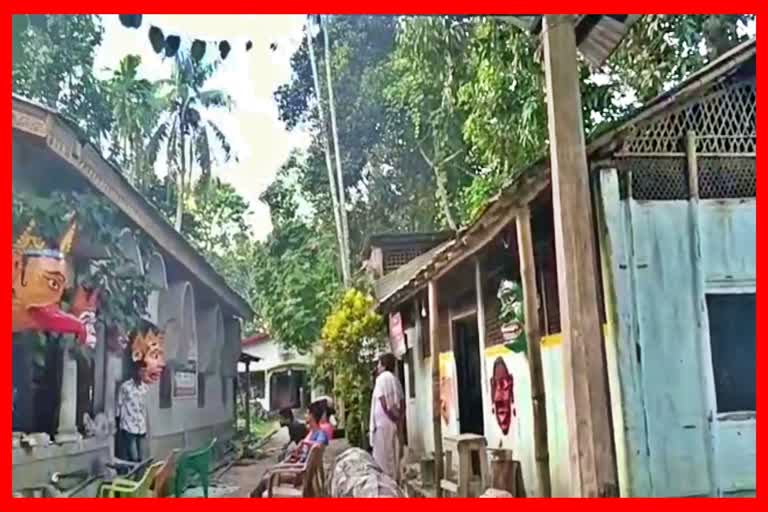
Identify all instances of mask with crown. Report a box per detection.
[12,217,100,347]
[130,325,166,384]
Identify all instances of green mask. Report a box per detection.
[497,280,526,354]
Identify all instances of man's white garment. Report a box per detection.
[370,370,404,481]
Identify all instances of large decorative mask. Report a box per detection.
[12,219,99,348]
[130,323,166,384]
[490,356,515,435]
[497,280,526,353]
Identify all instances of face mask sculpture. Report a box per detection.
[497,280,526,354]
[130,324,166,384]
[12,219,100,348]
[490,356,515,435]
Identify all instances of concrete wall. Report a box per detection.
[402,303,576,496]
[598,169,756,497]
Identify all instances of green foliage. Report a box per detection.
[315,289,384,447]
[12,190,157,338]
[275,16,441,256]
[104,55,165,192]
[149,52,235,230]
[12,15,112,143]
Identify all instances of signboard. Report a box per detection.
[389,312,406,358]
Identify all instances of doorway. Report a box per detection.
[452,315,484,435]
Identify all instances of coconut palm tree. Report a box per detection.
[104,54,163,191]
[148,52,235,231]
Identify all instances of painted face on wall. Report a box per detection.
[130,325,166,384]
[12,219,99,347]
[497,280,527,353]
[490,357,515,435]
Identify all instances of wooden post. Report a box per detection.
[686,131,718,494]
[428,280,444,497]
[474,259,489,418]
[542,15,618,497]
[516,207,552,497]
[245,361,252,436]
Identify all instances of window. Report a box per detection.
[706,293,756,413]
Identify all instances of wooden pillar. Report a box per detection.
[428,280,444,496]
[516,207,552,497]
[542,14,618,497]
[474,258,490,420]
[244,361,252,436]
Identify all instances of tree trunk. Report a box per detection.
[175,130,186,231]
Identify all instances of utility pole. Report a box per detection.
[541,15,618,497]
[321,15,352,281]
[305,16,350,285]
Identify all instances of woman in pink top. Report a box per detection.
[313,396,335,440]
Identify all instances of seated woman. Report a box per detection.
[312,396,335,441]
[249,401,329,497]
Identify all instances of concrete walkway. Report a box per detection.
[216,429,290,497]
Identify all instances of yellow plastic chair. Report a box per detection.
[98,460,165,497]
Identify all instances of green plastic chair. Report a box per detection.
[174,437,217,498]
[98,460,165,498]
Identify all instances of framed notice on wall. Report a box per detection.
[173,361,197,398]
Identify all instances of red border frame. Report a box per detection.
[4,3,764,509]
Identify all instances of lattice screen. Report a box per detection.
[617,157,689,201]
[699,156,757,199]
[618,79,756,156]
[614,77,756,201]
[383,247,427,274]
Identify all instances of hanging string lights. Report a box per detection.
[118,14,253,63]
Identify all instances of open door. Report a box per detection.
[453,316,484,435]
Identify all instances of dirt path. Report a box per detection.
[217,429,289,497]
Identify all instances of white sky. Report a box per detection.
[94,15,310,240]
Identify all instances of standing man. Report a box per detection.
[369,352,405,482]
[117,363,149,462]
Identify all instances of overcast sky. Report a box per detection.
[94,15,310,240]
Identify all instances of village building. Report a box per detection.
[239,333,314,413]
[368,39,755,497]
[12,95,252,494]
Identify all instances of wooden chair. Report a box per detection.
[174,438,217,498]
[98,460,166,497]
[265,443,326,498]
[152,449,181,497]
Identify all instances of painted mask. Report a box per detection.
[12,219,99,347]
[490,357,515,435]
[130,325,166,384]
[497,280,526,353]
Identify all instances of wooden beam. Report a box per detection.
[516,207,552,497]
[542,15,618,497]
[428,280,444,497]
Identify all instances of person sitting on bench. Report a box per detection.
[250,401,329,497]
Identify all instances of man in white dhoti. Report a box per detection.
[369,352,405,482]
